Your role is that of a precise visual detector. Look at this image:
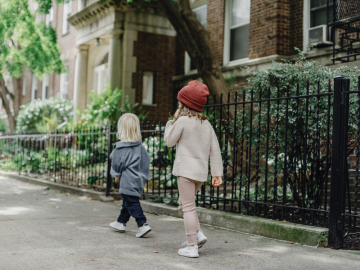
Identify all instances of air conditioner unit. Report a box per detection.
[308,25,332,46]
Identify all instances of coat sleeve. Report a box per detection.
[110,149,125,178]
[210,127,223,177]
[164,120,184,147]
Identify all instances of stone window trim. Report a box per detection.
[223,0,251,67]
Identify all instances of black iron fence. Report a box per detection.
[0,76,359,248]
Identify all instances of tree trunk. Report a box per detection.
[157,0,229,101]
[0,79,16,132]
[12,77,20,118]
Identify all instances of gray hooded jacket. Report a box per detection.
[110,141,150,197]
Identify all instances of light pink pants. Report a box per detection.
[177,176,203,246]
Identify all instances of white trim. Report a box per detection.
[184,4,207,74]
[303,0,310,52]
[46,7,54,26]
[22,77,26,96]
[31,75,38,101]
[62,0,72,35]
[59,65,69,99]
[42,74,49,100]
[94,63,109,94]
[223,0,251,66]
[142,72,154,105]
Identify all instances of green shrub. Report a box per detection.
[232,48,360,210]
[0,118,8,133]
[78,84,148,128]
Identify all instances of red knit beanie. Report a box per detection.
[177,80,209,112]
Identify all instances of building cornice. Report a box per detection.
[68,0,164,29]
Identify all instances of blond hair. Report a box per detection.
[116,113,142,142]
[172,102,208,123]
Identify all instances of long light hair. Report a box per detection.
[116,113,142,142]
[172,102,208,123]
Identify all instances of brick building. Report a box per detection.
[1,0,359,125]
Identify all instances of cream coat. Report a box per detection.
[164,116,223,182]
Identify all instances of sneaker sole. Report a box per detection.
[198,238,207,248]
[136,229,151,238]
[178,252,199,258]
[110,225,125,233]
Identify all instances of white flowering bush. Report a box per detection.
[15,97,73,132]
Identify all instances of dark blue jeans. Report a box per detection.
[117,194,147,227]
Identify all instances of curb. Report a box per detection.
[141,200,329,247]
[1,171,328,247]
[0,171,115,202]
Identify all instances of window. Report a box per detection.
[224,0,251,65]
[22,77,26,96]
[94,53,109,94]
[34,3,42,22]
[59,67,69,99]
[304,0,334,49]
[62,0,72,35]
[310,0,333,28]
[46,7,54,26]
[142,72,154,105]
[185,5,207,74]
[31,75,39,101]
[42,74,49,100]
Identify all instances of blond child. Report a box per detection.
[164,80,223,258]
[109,113,151,238]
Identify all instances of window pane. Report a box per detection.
[143,72,154,105]
[193,6,207,28]
[311,0,320,8]
[311,8,327,27]
[231,0,251,27]
[190,60,197,71]
[230,24,249,61]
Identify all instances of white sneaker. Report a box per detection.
[178,245,199,258]
[181,230,208,248]
[110,221,126,232]
[136,224,151,238]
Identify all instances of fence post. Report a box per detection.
[106,125,112,197]
[329,76,350,249]
[54,130,57,183]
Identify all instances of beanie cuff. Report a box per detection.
[178,93,204,112]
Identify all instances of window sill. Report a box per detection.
[62,31,70,37]
[224,58,250,67]
[142,103,157,107]
[184,69,198,75]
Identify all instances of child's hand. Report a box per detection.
[115,177,120,184]
[212,176,222,187]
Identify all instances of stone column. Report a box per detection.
[108,30,122,91]
[78,0,85,11]
[73,45,89,119]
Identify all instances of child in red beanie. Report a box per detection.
[164,80,223,258]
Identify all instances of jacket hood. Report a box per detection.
[114,141,142,149]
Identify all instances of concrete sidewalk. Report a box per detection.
[0,176,359,270]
